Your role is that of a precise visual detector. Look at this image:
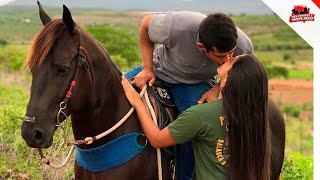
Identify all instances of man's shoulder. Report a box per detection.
[172,11,206,23]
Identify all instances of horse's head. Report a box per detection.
[21,2,92,148]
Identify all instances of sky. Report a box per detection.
[0,0,14,6]
[1,0,274,15]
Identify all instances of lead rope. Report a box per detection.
[38,84,163,180]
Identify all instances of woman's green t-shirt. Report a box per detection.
[168,98,228,180]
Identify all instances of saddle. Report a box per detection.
[146,81,177,180]
[132,80,177,180]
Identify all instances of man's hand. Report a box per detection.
[133,69,156,89]
[121,76,144,108]
[198,85,220,104]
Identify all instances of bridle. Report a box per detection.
[24,29,163,180]
[24,29,147,166]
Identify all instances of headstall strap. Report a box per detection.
[77,48,89,71]
[66,80,76,99]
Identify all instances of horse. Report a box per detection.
[21,2,285,180]
[21,2,171,180]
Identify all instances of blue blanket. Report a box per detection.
[75,132,146,172]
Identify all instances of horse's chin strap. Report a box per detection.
[38,84,163,180]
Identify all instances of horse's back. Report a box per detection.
[268,97,285,180]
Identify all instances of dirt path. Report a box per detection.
[269,79,313,105]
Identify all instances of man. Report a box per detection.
[125,11,253,180]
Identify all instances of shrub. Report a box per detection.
[0,45,28,72]
[0,39,7,47]
[282,153,313,180]
[266,66,289,79]
[280,104,300,118]
[86,25,140,68]
[110,54,129,71]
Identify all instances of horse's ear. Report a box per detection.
[37,1,51,26]
[63,5,75,34]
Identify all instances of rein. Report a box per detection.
[37,84,148,168]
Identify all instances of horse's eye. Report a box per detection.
[56,65,70,77]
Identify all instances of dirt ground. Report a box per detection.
[269,79,313,121]
[269,79,313,105]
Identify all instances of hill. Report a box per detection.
[5,0,273,14]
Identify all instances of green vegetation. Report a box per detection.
[254,49,313,80]
[0,83,41,179]
[289,70,313,80]
[282,153,313,180]
[86,25,140,71]
[0,39,7,47]
[251,28,310,51]
[0,45,29,72]
[0,84,74,179]
[278,102,313,156]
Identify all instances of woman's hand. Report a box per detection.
[121,76,143,108]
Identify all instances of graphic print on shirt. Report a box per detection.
[216,116,229,166]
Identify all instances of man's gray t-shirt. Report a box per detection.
[148,11,253,84]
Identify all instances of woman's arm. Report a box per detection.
[121,76,176,148]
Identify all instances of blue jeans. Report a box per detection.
[125,65,211,180]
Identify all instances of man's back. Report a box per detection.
[148,11,253,84]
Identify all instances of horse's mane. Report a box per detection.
[27,18,122,82]
[27,19,64,70]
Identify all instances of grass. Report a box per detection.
[255,49,313,80]
[285,118,313,156]
[0,83,74,179]
[288,70,313,80]
[278,102,313,156]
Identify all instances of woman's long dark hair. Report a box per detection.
[222,54,271,180]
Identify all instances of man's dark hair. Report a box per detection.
[198,13,238,52]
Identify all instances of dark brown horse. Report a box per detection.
[21,2,285,180]
[21,2,171,180]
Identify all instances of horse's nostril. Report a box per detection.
[33,129,44,144]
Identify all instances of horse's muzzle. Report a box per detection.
[21,117,53,148]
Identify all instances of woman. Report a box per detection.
[121,54,271,180]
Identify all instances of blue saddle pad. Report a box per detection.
[75,132,146,172]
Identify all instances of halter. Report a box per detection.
[25,30,163,180]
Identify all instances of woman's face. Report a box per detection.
[217,55,242,80]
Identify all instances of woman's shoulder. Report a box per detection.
[192,98,223,112]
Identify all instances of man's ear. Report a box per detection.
[197,43,206,52]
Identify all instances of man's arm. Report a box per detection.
[140,15,155,73]
[134,15,156,88]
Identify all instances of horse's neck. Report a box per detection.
[71,35,141,148]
